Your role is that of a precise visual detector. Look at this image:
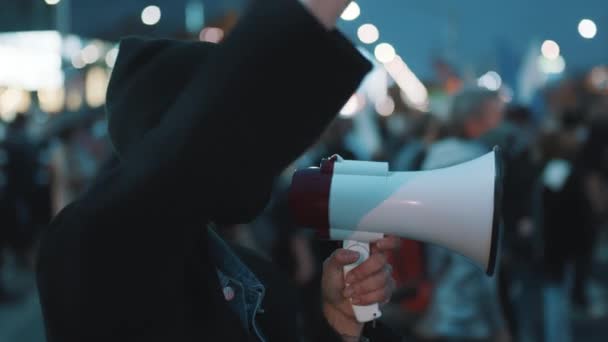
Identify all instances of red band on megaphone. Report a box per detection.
[289,156,337,239]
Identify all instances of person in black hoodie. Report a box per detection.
[35,0,400,341]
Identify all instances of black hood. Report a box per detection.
[104,37,273,223]
[106,37,217,158]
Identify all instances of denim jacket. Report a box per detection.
[208,228,267,341]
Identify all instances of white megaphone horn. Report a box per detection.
[289,147,503,323]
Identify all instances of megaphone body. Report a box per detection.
[289,147,503,323]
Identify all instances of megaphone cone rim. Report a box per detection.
[486,146,503,276]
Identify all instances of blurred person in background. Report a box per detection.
[479,104,543,342]
[573,116,608,314]
[36,1,401,341]
[376,112,410,160]
[2,113,50,270]
[505,105,537,136]
[540,109,608,342]
[49,120,103,215]
[414,87,509,342]
[376,85,416,160]
[539,107,585,342]
[392,113,444,172]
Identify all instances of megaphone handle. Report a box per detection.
[342,240,382,323]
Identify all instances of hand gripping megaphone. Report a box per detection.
[289,147,503,323]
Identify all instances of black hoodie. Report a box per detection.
[35,0,383,341]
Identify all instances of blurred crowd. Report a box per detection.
[240,66,608,342]
[2,63,608,342]
[0,110,109,299]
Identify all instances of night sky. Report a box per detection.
[1,0,607,79]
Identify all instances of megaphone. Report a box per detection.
[289,147,503,323]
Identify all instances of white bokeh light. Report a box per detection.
[374,43,396,64]
[384,56,429,111]
[538,55,566,74]
[37,86,65,113]
[477,71,502,91]
[357,24,379,44]
[541,40,560,60]
[105,47,119,68]
[375,96,395,117]
[71,54,85,69]
[578,19,597,39]
[142,5,162,26]
[62,35,82,59]
[0,88,30,121]
[340,2,360,21]
[86,66,109,108]
[45,0,61,5]
[81,44,100,64]
[0,31,64,91]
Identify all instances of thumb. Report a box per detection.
[326,249,360,271]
